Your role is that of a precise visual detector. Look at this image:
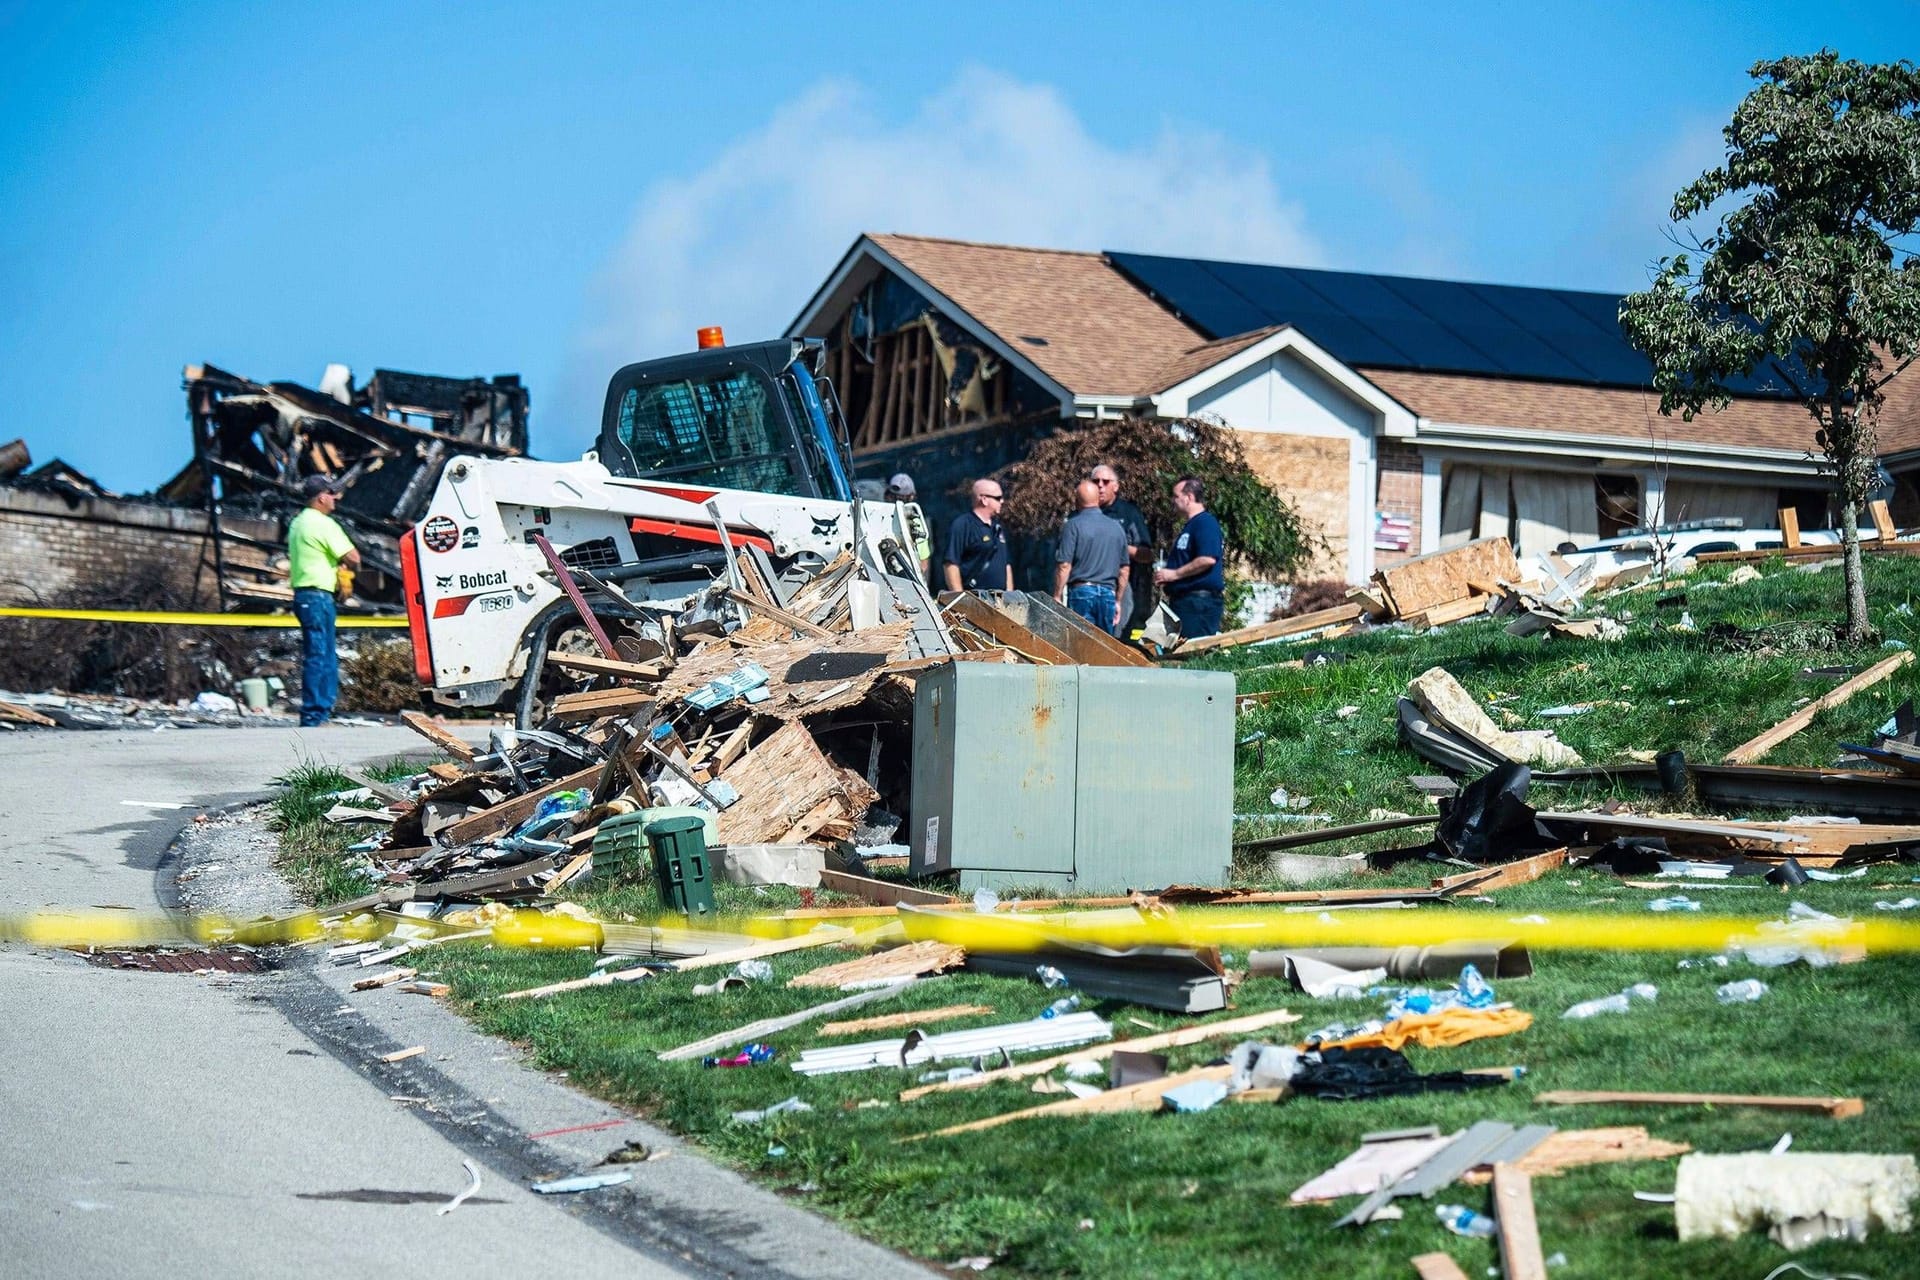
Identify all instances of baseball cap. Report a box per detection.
[885,472,916,497]
[300,474,343,499]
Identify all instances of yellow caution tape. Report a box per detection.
[0,607,406,629]
[4,907,1917,955]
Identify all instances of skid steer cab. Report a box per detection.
[400,333,948,726]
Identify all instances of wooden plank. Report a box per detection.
[720,585,834,639]
[425,762,467,782]
[819,868,958,907]
[340,766,412,807]
[1778,506,1801,549]
[942,592,1073,663]
[1696,540,1920,564]
[546,651,666,681]
[903,1064,1234,1141]
[1234,813,1438,852]
[1431,848,1567,894]
[1166,603,1365,657]
[1372,537,1521,618]
[898,1007,1304,1102]
[550,687,653,720]
[1871,498,1898,542]
[378,1045,426,1064]
[714,722,877,846]
[1458,1127,1692,1184]
[1409,594,1491,628]
[440,764,600,846]
[668,927,855,973]
[1410,1254,1472,1280]
[789,940,966,989]
[1491,1164,1548,1280]
[711,718,757,773]
[351,967,418,991]
[1534,1089,1863,1118]
[819,1003,995,1037]
[0,699,57,727]
[658,979,923,1061]
[1721,649,1913,764]
[400,709,475,761]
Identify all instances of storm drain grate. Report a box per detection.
[80,946,273,974]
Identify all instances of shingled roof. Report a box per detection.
[843,234,1920,458]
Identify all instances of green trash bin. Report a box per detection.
[645,815,716,917]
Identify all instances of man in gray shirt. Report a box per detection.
[1053,479,1130,635]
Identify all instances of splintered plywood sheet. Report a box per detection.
[788,940,967,989]
[1374,536,1521,617]
[655,623,913,721]
[1460,1127,1691,1184]
[714,721,879,846]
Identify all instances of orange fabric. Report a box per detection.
[1316,1006,1533,1052]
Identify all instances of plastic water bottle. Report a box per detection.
[1435,1203,1497,1238]
[1716,978,1769,1004]
[1562,992,1631,1019]
[1035,965,1069,990]
[1456,963,1495,1009]
[1040,994,1081,1019]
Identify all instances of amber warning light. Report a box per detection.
[696,326,726,349]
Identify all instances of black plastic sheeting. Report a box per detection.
[1292,1047,1509,1102]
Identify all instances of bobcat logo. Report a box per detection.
[811,516,839,537]
[434,574,453,589]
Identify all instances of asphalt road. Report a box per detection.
[0,723,926,1280]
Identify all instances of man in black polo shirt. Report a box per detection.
[942,478,1013,593]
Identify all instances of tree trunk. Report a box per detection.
[1840,500,1871,644]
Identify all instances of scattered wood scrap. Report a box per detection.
[1491,1164,1548,1280]
[819,868,959,907]
[0,699,57,727]
[1410,1254,1472,1280]
[903,1064,1234,1141]
[1372,537,1521,620]
[788,940,966,989]
[1534,1090,1863,1119]
[1166,603,1364,657]
[1459,1127,1690,1184]
[399,709,475,761]
[714,722,878,846]
[658,980,923,1061]
[818,1004,994,1037]
[1721,649,1913,765]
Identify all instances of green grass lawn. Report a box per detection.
[273,554,1920,1278]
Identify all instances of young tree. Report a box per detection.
[992,415,1320,578]
[1621,51,1920,643]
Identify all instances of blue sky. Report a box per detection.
[1,1,1910,489]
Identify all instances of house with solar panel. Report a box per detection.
[789,233,1919,587]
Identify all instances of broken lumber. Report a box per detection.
[440,764,601,846]
[545,651,666,681]
[1871,498,1898,542]
[1410,1255,1472,1280]
[819,1004,994,1037]
[943,592,1073,664]
[400,709,475,761]
[898,1006,1303,1102]
[657,979,924,1061]
[719,585,834,639]
[1534,1090,1863,1119]
[1721,649,1912,765]
[1235,813,1438,852]
[819,868,958,907]
[351,967,419,991]
[0,699,57,727]
[714,722,877,847]
[666,927,855,973]
[1372,537,1521,619]
[904,1064,1234,1141]
[1166,603,1364,657]
[1459,1127,1691,1184]
[1491,1164,1548,1280]
[549,686,653,720]
[1408,594,1491,628]
[1430,848,1567,894]
[788,940,965,989]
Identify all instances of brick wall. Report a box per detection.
[1374,441,1424,568]
[1235,432,1351,579]
[0,489,275,607]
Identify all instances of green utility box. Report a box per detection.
[643,815,717,917]
[908,663,1234,894]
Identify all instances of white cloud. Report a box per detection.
[554,68,1321,448]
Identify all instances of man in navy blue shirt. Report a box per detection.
[1154,475,1226,638]
[942,478,1013,593]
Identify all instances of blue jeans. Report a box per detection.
[1168,590,1224,639]
[1066,583,1118,636]
[292,587,339,726]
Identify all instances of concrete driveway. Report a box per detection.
[0,723,925,1280]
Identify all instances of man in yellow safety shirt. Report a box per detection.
[288,475,360,726]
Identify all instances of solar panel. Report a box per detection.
[1104,250,1803,397]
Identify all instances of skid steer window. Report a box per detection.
[614,369,804,495]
